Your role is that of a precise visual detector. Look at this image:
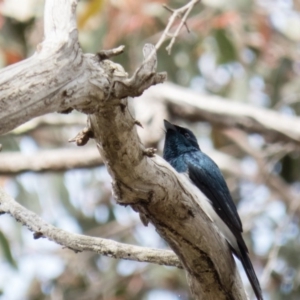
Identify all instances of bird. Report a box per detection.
[163,119,263,300]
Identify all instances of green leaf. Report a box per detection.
[214,28,237,64]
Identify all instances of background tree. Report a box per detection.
[0,0,300,299]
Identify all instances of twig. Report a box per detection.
[159,0,200,54]
[134,0,200,76]
[97,45,125,60]
[69,126,94,146]
[0,187,182,268]
[163,2,197,53]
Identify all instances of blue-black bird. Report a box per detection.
[163,120,263,300]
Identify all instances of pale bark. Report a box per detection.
[141,82,300,145]
[0,147,103,174]
[0,187,181,268]
[0,0,248,299]
[7,114,87,135]
[0,147,240,175]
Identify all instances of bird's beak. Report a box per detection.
[164,119,177,131]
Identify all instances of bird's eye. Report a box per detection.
[184,133,190,138]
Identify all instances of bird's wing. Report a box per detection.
[186,152,243,234]
[187,153,263,299]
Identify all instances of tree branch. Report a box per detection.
[0,0,248,298]
[0,147,240,175]
[141,83,300,145]
[0,2,165,135]
[87,46,247,299]
[0,0,81,134]
[6,114,86,135]
[0,187,181,268]
[0,148,103,174]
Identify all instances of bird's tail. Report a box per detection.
[238,243,263,300]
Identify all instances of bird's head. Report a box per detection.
[163,120,200,161]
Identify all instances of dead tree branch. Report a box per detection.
[88,44,247,299]
[161,0,200,54]
[141,83,300,146]
[0,147,239,175]
[0,0,248,299]
[0,148,103,174]
[0,187,181,268]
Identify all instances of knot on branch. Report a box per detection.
[112,180,153,227]
[69,126,94,146]
[112,180,154,206]
[143,147,157,157]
